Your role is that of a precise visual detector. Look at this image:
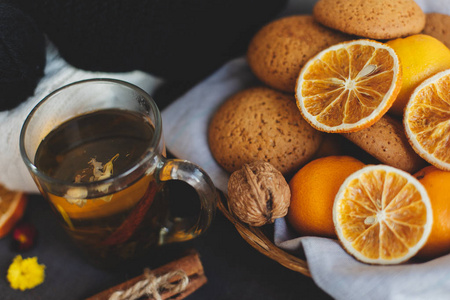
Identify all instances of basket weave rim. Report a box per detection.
[217,193,311,277]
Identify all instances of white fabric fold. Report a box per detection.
[274,218,450,300]
[162,57,259,193]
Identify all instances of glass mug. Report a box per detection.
[20,78,217,266]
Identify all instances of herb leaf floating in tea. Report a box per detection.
[89,153,119,200]
[89,153,119,183]
[64,154,119,207]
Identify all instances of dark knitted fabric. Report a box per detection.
[13,0,287,81]
[0,2,45,110]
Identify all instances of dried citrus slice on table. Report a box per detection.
[404,69,450,170]
[0,185,27,238]
[333,165,432,264]
[296,40,402,133]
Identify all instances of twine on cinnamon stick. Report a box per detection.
[108,268,189,300]
[87,251,206,300]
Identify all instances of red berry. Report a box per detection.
[12,222,37,251]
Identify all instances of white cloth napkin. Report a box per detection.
[161,1,450,299]
[0,40,163,193]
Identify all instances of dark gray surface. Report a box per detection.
[0,183,332,300]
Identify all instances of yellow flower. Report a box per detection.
[7,255,45,291]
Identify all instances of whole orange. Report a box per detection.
[287,156,365,237]
[414,165,450,259]
[386,34,450,116]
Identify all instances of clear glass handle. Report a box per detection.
[157,158,217,244]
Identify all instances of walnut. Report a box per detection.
[227,160,291,226]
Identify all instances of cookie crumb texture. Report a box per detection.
[313,0,425,39]
[342,115,426,173]
[208,86,323,175]
[423,13,450,49]
[247,15,350,93]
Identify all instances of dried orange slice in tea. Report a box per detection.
[296,40,402,133]
[0,185,27,238]
[333,165,432,264]
[404,69,450,171]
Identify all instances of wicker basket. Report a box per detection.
[217,193,311,277]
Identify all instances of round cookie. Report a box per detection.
[208,86,323,175]
[247,15,351,93]
[422,13,450,49]
[313,0,425,39]
[341,115,427,174]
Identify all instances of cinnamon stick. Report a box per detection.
[86,250,207,300]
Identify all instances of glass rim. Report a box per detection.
[19,78,163,191]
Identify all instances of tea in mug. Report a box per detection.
[34,109,169,265]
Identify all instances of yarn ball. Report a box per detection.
[0,3,45,111]
[15,0,287,81]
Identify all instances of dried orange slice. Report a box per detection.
[296,40,402,133]
[0,185,27,238]
[333,165,432,264]
[404,69,450,171]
